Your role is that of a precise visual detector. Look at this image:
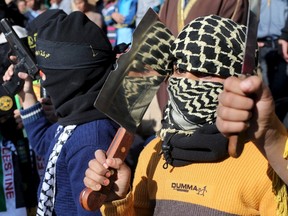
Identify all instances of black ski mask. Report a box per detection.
[35,11,116,126]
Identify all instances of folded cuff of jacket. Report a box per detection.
[20,102,44,124]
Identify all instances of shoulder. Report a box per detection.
[141,137,162,155]
[77,119,118,132]
[66,119,118,147]
[137,137,163,167]
[86,11,103,26]
[86,11,102,18]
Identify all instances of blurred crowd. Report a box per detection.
[3,0,164,47]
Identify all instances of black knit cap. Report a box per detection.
[26,9,67,54]
[35,11,116,125]
[35,11,114,70]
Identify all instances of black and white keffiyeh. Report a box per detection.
[160,15,250,167]
[162,77,223,131]
[171,15,247,78]
[37,125,76,216]
[160,77,228,167]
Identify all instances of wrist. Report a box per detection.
[20,91,38,109]
[261,113,287,155]
[105,185,130,202]
[260,114,288,184]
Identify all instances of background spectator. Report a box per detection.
[73,0,103,27]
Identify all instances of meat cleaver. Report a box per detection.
[228,0,261,158]
[79,8,175,211]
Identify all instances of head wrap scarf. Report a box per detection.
[26,9,67,55]
[160,15,248,167]
[35,11,116,126]
[35,11,116,215]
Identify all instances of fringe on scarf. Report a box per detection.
[273,138,288,216]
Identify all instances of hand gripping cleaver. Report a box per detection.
[228,0,261,158]
[79,8,175,211]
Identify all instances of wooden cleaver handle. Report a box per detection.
[228,134,246,158]
[79,127,135,211]
[228,74,254,158]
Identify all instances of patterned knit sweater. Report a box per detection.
[101,137,277,216]
[20,102,118,216]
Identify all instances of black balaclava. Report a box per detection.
[26,9,67,55]
[35,11,116,126]
[159,15,249,167]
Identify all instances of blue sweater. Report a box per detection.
[20,103,118,216]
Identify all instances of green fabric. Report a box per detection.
[0,135,7,211]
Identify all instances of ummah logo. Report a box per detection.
[171,182,207,196]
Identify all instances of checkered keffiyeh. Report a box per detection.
[130,21,175,76]
[159,15,250,167]
[37,125,76,216]
[171,15,247,77]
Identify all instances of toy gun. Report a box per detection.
[0,18,39,115]
[0,18,40,96]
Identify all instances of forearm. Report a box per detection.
[16,74,38,109]
[255,113,288,184]
[20,102,56,155]
[20,91,38,109]
[280,18,288,41]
